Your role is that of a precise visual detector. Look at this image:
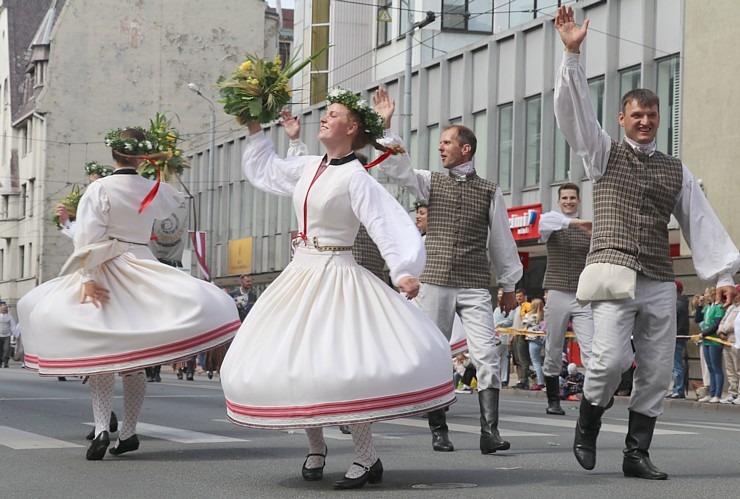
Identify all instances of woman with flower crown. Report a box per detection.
[17,127,240,461]
[219,88,455,490]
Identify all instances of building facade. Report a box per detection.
[0,0,276,305]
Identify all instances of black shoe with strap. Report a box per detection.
[86,431,110,461]
[545,376,566,415]
[622,411,668,480]
[109,434,140,456]
[333,459,383,490]
[301,445,327,481]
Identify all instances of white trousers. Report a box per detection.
[418,284,500,390]
[584,275,675,418]
[543,290,594,376]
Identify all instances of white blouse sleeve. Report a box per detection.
[348,170,425,285]
[673,164,740,287]
[153,183,187,220]
[538,210,572,243]
[73,181,110,282]
[243,131,316,196]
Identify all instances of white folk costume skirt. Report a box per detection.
[220,246,456,429]
[18,241,240,376]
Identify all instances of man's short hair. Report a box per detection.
[558,183,580,198]
[621,88,660,114]
[445,125,477,159]
[239,274,251,279]
[515,288,526,295]
[414,200,428,211]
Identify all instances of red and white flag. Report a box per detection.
[188,230,210,281]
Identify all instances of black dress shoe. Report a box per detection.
[334,459,383,490]
[339,425,351,435]
[146,375,154,382]
[109,434,140,456]
[207,371,213,380]
[86,412,118,440]
[86,431,110,460]
[301,446,327,481]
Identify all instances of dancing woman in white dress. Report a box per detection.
[18,128,240,460]
[219,90,455,489]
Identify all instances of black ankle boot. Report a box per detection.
[573,397,606,470]
[86,431,110,460]
[427,409,454,452]
[333,459,383,490]
[622,411,668,480]
[545,376,566,415]
[479,388,510,454]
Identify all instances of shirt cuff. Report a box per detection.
[716,272,736,289]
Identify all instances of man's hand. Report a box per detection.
[56,205,70,225]
[82,281,110,309]
[500,291,517,315]
[398,276,421,299]
[372,88,395,130]
[716,285,737,308]
[279,109,301,140]
[555,5,589,54]
[570,219,592,234]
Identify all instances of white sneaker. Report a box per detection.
[709,396,720,403]
[455,385,472,394]
[734,397,740,405]
[697,395,712,402]
[719,396,736,404]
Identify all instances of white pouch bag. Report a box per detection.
[576,263,637,307]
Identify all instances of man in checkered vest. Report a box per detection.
[554,5,739,480]
[377,123,522,455]
[539,183,594,416]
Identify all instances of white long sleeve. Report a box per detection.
[242,131,314,197]
[538,210,576,243]
[348,169,425,285]
[61,220,76,239]
[554,51,612,181]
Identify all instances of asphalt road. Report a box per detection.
[1,363,739,498]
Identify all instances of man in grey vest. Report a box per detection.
[540,183,594,415]
[377,124,522,454]
[554,5,739,480]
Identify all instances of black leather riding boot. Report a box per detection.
[479,388,510,454]
[573,397,606,470]
[545,375,566,415]
[622,411,668,480]
[427,408,454,452]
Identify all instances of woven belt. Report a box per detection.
[291,236,353,252]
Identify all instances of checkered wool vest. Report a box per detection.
[543,224,591,293]
[421,171,497,288]
[587,140,683,281]
[353,224,385,281]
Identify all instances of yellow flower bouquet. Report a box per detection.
[52,184,82,227]
[218,47,328,125]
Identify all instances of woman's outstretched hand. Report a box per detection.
[82,281,110,308]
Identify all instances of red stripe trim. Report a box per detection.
[226,380,454,418]
[450,339,467,351]
[363,150,392,170]
[37,320,240,368]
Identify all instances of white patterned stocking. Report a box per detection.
[119,370,147,440]
[345,423,377,479]
[304,427,326,469]
[88,373,115,438]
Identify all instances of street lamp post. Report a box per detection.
[188,82,216,279]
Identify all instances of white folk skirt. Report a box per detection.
[220,246,456,429]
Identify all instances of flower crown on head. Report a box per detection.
[104,127,152,156]
[84,161,113,178]
[326,87,385,142]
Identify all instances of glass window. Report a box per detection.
[442,0,493,33]
[554,128,570,182]
[399,0,415,36]
[310,2,330,106]
[535,0,561,18]
[656,54,680,157]
[507,0,535,29]
[497,104,513,190]
[588,76,605,126]
[312,0,330,23]
[377,1,392,46]
[473,112,488,180]
[525,96,541,187]
[618,66,641,140]
[428,125,441,172]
